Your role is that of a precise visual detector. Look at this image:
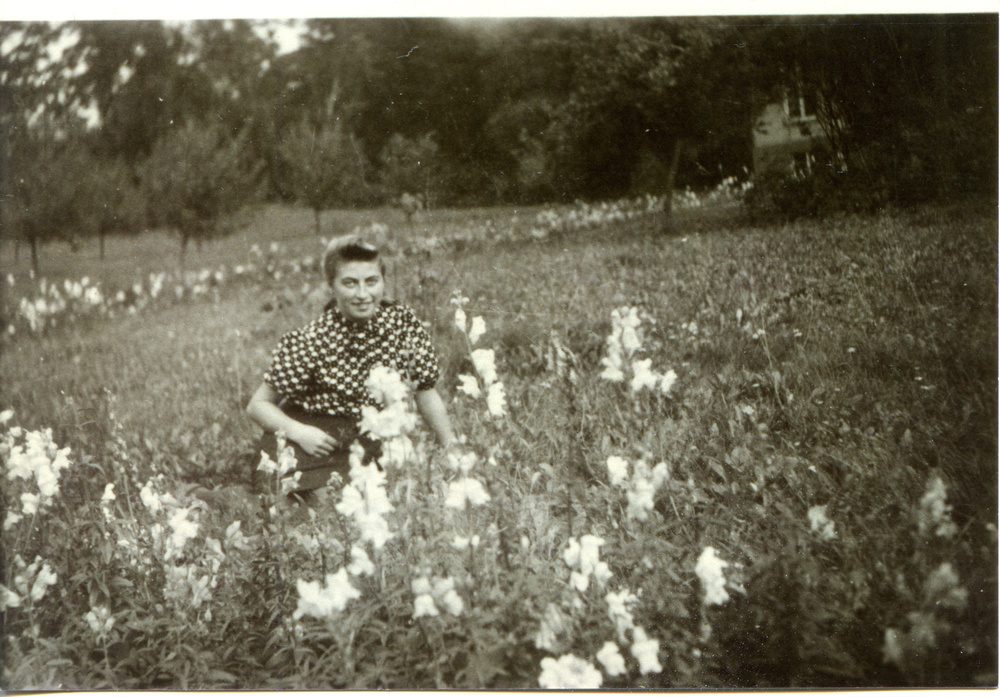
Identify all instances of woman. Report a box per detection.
[247,235,456,494]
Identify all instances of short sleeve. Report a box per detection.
[400,307,440,391]
[263,328,316,400]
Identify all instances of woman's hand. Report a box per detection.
[247,383,339,458]
[290,424,339,458]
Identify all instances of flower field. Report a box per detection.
[0,197,996,688]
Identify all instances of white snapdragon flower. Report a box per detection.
[30,563,57,601]
[626,476,657,522]
[294,568,361,620]
[924,562,968,610]
[917,475,958,538]
[606,589,639,642]
[84,605,115,636]
[446,450,478,474]
[335,485,365,518]
[468,316,486,345]
[620,325,642,354]
[413,593,439,618]
[20,492,40,516]
[538,654,603,689]
[411,577,440,619]
[596,641,626,676]
[168,508,200,553]
[35,463,59,498]
[444,477,491,510]
[471,348,498,386]
[0,584,21,610]
[578,535,605,577]
[347,546,376,577]
[140,483,162,512]
[359,401,418,440]
[432,576,465,616]
[630,359,659,392]
[695,546,730,606]
[356,512,395,549]
[486,382,507,418]
[630,627,663,674]
[807,505,837,541]
[564,536,610,591]
[563,538,581,568]
[456,374,482,398]
[659,369,678,395]
[365,365,409,406]
[600,345,625,383]
[606,456,629,488]
[452,534,480,550]
[101,483,116,503]
[454,306,467,334]
[650,462,670,488]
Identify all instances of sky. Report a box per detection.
[0,0,995,21]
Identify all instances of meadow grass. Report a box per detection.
[1,199,995,688]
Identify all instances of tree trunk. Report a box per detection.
[931,17,953,198]
[660,137,684,234]
[180,233,189,271]
[29,236,39,276]
[314,208,322,237]
[100,230,106,261]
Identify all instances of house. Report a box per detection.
[752,88,842,178]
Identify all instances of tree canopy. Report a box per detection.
[1,15,995,258]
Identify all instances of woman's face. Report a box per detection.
[330,260,384,321]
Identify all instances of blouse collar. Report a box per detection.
[326,302,384,331]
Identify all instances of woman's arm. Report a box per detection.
[414,388,457,448]
[246,383,339,457]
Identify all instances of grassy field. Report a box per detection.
[1,198,996,688]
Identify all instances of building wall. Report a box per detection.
[752,101,833,177]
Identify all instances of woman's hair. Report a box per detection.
[322,234,386,282]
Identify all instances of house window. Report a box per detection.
[786,88,816,121]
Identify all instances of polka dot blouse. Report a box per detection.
[264,300,440,418]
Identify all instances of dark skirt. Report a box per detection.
[259,408,382,492]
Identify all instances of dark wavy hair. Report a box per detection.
[322,235,386,283]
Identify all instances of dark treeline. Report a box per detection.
[1,16,996,270]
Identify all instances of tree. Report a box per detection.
[740,15,998,205]
[76,158,145,260]
[0,124,98,275]
[547,20,749,218]
[139,120,260,267]
[277,117,369,235]
[378,133,441,207]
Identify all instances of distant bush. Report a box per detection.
[744,170,887,222]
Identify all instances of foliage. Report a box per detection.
[743,15,998,206]
[378,134,441,207]
[1,199,995,688]
[277,118,371,233]
[139,120,261,265]
[0,127,95,274]
[75,158,146,259]
[3,18,996,211]
[545,19,751,204]
[742,169,883,222]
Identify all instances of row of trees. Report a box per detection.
[1,16,996,270]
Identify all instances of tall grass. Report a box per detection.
[1,200,995,688]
